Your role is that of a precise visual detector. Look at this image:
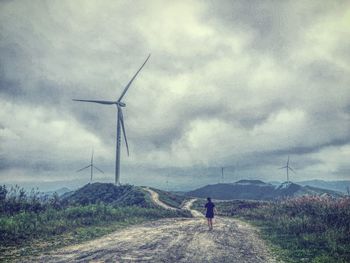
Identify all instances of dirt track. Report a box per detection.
[31,193,280,263]
[142,188,178,210]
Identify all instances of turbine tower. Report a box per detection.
[76,149,104,183]
[221,167,224,183]
[278,156,295,182]
[73,54,150,185]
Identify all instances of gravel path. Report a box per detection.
[31,192,280,263]
[142,187,178,211]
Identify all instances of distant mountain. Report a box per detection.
[186,180,342,200]
[267,181,281,186]
[297,180,350,194]
[38,187,72,201]
[44,187,71,196]
[62,183,153,208]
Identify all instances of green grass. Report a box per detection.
[0,184,191,261]
[195,196,350,263]
[0,217,145,261]
[0,204,189,261]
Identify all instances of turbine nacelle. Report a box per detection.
[117,102,126,107]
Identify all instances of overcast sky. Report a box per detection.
[0,0,349,191]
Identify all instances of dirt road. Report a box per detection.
[32,193,280,262]
[142,187,178,210]
[181,198,204,218]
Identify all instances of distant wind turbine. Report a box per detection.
[278,156,295,182]
[166,176,169,192]
[73,54,150,185]
[221,167,224,183]
[76,149,104,183]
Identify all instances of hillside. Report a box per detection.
[186,180,342,200]
[297,179,350,194]
[39,187,71,201]
[49,187,71,196]
[62,183,153,208]
[0,183,189,261]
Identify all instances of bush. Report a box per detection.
[218,196,350,262]
[0,185,44,215]
[63,183,152,208]
[0,183,191,248]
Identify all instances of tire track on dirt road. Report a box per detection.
[31,189,281,263]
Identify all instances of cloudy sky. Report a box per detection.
[0,0,349,191]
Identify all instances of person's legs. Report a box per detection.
[209,218,213,230]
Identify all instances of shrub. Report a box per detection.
[218,196,350,262]
[0,183,191,249]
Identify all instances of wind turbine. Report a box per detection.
[73,54,150,185]
[166,175,169,192]
[221,167,224,183]
[76,149,104,183]
[278,156,295,183]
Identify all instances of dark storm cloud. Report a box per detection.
[0,76,21,98]
[205,0,348,55]
[334,166,350,176]
[306,60,346,83]
[0,156,54,172]
[0,0,349,189]
[232,137,350,172]
[0,46,25,98]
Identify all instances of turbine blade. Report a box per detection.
[278,166,287,169]
[73,99,116,105]
[94,166,104,174]
[119,109,129,156]
[117,54,151,102]
[91,149,94,164]
[76,164,91,172]
[289,167,296,173]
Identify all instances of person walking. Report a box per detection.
[204,197,216,230]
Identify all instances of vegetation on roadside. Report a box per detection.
[0,184,190,261]
[149,187,187,208]
[63,183,153,208]
[195,196,350,263]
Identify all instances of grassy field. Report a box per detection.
[195,196,350,263]
[0,184,190,261]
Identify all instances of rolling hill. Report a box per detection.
[62,183,154,208]
[186,180,342,200]
[297,179,350,194]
